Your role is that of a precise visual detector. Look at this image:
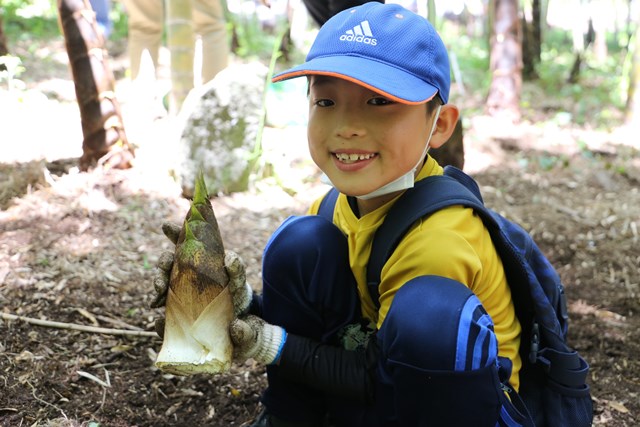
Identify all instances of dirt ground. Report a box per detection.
[1,39,640,427]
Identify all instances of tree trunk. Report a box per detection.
[0,15,8,57]
[568,51,583,84]
[522,0,542,80]
[486,0,522,122]
[625,20,640,126]
[568,0,589,83]
[58,0,134,171]
[166,0,195,114]
[590,0,608,62]
[532,0,542,59]
[0,15,8,72]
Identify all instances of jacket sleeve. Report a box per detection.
[277,333,379,404]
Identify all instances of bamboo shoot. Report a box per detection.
[155,174,233,375]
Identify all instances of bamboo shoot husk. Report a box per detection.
[155,174,233,375]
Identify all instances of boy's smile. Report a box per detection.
[332,150,377,171]
[334,151,376,164]
[307,75,436,206]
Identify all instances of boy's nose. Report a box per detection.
[335,111,366,139]
[336,127,364,139]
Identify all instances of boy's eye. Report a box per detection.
[368,96,394,106]
[315,99,334,107]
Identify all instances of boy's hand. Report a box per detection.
[224,251,255,317]
[229,315,287,365]
[149,222,180,338]
[150,222,181,310]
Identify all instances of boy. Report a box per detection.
[155,2,526,426]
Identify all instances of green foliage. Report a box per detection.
[442,32,492,99]
[537,153,570,171]
[227,12,288,61]
[108,1,129,41]
[438,22,628,129]
[37,257,50,267]
[2,0,60,41]
[519,27,626,130]
[142,254,151,270]
[2,0,130,42]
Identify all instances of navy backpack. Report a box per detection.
[318,166,593,427]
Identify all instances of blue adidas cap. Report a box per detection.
[272,2,451,105]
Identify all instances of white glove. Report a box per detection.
[150,222,182,309]
[153,225,254,313]
[224,250,254,317]
[229,315,287,365]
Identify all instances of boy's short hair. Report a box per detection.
[425,96,443,115]
[273,2,451,105]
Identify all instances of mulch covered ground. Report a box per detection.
[1,36,639,426]
[1,134,639,426]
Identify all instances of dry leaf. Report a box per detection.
[608,400,630,414]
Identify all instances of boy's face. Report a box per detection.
[307,76,436,198]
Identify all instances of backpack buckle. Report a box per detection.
[529,322,540,364]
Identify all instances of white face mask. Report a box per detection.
[321,105,442,200]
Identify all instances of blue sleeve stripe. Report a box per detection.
[273,330,288,364]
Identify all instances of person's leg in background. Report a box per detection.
[122,0,168,120]
[122,0,164,80]
[192,0,229,85]
[89,0,113,39]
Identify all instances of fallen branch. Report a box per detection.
[1,312,157,337]
[551,204,598,226]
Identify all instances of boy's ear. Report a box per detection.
[428,104,460,149]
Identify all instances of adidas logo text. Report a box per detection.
[339,20,377,45]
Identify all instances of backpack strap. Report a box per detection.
[442,165,484,202]
[367,167,491,308]
[317,187,340,221]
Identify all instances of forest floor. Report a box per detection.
[1,37,640,426]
